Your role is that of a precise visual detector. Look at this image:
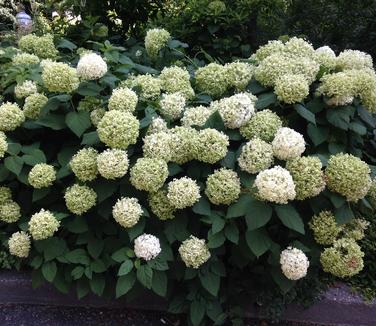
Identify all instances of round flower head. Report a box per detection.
[0,102,25,132]
[272,127,305,160]
[238,138,274,174]
[8,231,30,258]
[14,80,38,99]
[112,197,143,228]
[309,211,341,245]
[320,238,364,278]
[315,46,337,70]
[159,92,186,120]
[280,247,309,280]
[284,37,315,58]
[69,147,98,182]
[240,109,282,142]
[205,168,241,205]
[145,28,171,59]
[251,40,285,62]
[28,209,60,240]
[132,74,161,100]
[130,158,168,192]
[77,96,102,112]
[19,34,57,59]
[42,62,79,93]
[195,129,229,164]
[148,189,175,220]
[290,56,320,85]
[159,66,194,99]
[134,234,161,261]
[167,177,201,209]
[286,156,326,200]
[342,218,370,241]
[97,111,139,149]
[179,236,211,269]
[254,166,296,204]
[0,132,8,158]
[23,93,48,119]
[90,108,106,126]
[12,53,40,66]
[336,50,373,71]
[208,0,226,13]
[181,106,213,127]
[274,74,309,104]
[325,153,371,202]
[28,163,56,188]
[97,149,129,179]
[64,184,97,215]
[0,201,21,223]
[169,126,199,164]
[212,93,256,129]
[108,87,138,112]
[361,88,376,113]
[195,63,228,98]
[77,53,107,80]
[143,132,171,162]
[147,116,168,135]
[225,61,253,91]
[0,187,12,204]
[367,179,376,209]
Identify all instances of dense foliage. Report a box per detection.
[1,21,376,326]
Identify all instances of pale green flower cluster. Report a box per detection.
[251,40,285,62]
[169,126,199,164]
[130,158,168,192]
[211,93,256,129]
[0,102,25,132]
[97,149,129,180]
[97,111,139,149]
[8,231,30,258]
[143,132,171,162]
[64,184,97,215]
[181,106,214,127]
[280,246,309,280]
[77,97,102,112]
[309,211,341,245]
[147,116,168,135]
[286,156,326,200]
[315,46,337,71]
[367,179,376,208]
[195,63,228,98]
[325,153,371,202]
[108,87,138,112]
[76,53,108,80]
[336,50,373,71]
[0,187,12,204]
[320,238,364,278]
[208,0,226,14]
[240,109,282,142]
[159,92,186,120]
[42,62,79,93]
[129,74,161,100]
[90,108,106,126]
[28,163,56,188]
[0,132,8,158]
[225,61,254,91]
[342,218,370,242]
[14,80,38,99]
[159,66,194,99]
[254,166,296,204]
[195,128,229,164]
[238,138,274,174]
[274,74,309,104]
[69,148,98,182]
[12,52,40,65]
[272,127,305,160]
[112,197,142,228]
[0,200,21,223]
[23,93,48,119]
[167,177,201,209]
[148,189,175,220]
[179,235,211,269]
[205,168,241,205]
[283,37,315,58]
[28,209,60,240]
[18,34,58,59]
[145,28,171,59]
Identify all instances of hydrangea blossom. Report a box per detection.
[0,201,21,223]
[169,127,199,164]
[76,53,107,80]
[159,66,194,99]
[0,102,25,132]
[8,231,30,258]
[272,127,306,160]
[0,132,8,158]
[159,92,186,120]
[238,138,274,174]
[97,149,129,179]
[315,46,337,70]
[181,106,214,127]
[145,28,171,59]
[148,189,175,220]
[28,163,56,188]
[90,108,106,126]
[134,234,161,261]
[179,236,211,269]
[195,63,228,98]
[108,87,138,112]
[18,34,58,59]
[336,49,373,71]
[130,158,168,192]
[147,116,168,135]
[195,129,229,164]
[131,74,161,100]
[143,132,171,162]
[64,184,97,215]
[225,61,254,91]
[12,52,40,65]
[274,74,309,104]
[23,93,48,119]
[69,148,98,182]
[280,247,309,280]
[112,197,143,228]
[309,211,341,245]
[0,187,12,204]
[251,40,285,62]
[42,62,79,93]
[167,177,201,209]
[28,209,60,240]
[14,80,37,99]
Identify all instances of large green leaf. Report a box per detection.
[226,194,253,218]
[118,259,133,276]
[65,249,90,265]
[274,205,305,234]
[190,300,205,326]
[307,124,329,146]
[22,149,46,165]
[245,229,272,257]
[294,104,316,125]
[192,196,211,216]
[42,261,57,282]
[255,92,277,110]
[136,264,153,289]
[116,272,136,298]
[245,201,273,230]
[66,111,91,137]
[335,204,355,224]
[151,270,168,297]
[203,110,226,131]
[4,156,23,175]
[199,271,220,296]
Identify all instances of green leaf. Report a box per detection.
[91,260,106,273]
[77,279,89,299]
[112,247,129,263]
[4,156,23,175]
[349,122,367,135]
[245,229,272,257]
[307,124,329,146]
[66,111,91,137]
[224,223,239,244]
[148,256,169,271]
[271,269,295,294]
[245,201,273,230]
[81,131,100,145]
[137,264,153,289]
[65,217,88,234]
[275,205,305,234]
[203,111,225,131]
[192,197,211,216]
[220,151,236,169]
[65,249,90,265]
[71,266,85,280]
[326,106,355,130]
[87,238,104,259]
[255,92,277,110]
[335,204,354,224]
[92,180,117,203]
[90,274,105,296]
[199,271,220,296]
[32,188,50,202]
[127,218,146,241]
[116,272,136,298]
[211,215,225,234]
[36,114,66,130]
[6,142,22,155]
[22,149,46,165]
[207,230,226,248]
[57,38,77,51]
[118,259,133,276]
[190,300,205,326]
[57,146,78,167]
[226,194,253,218]
[43,237,67,261]
[42,261,57,282]
[294,104,316,125]
[76,82,103,96]
[152,270,167,297]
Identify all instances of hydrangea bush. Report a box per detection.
[0,30,376,325]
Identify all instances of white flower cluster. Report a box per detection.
[280,247,309,280]
[159,92,186,120]
[134,233,161,261]
[112,197,143,228]
[77,53,107,80]
[272,127,305,160]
